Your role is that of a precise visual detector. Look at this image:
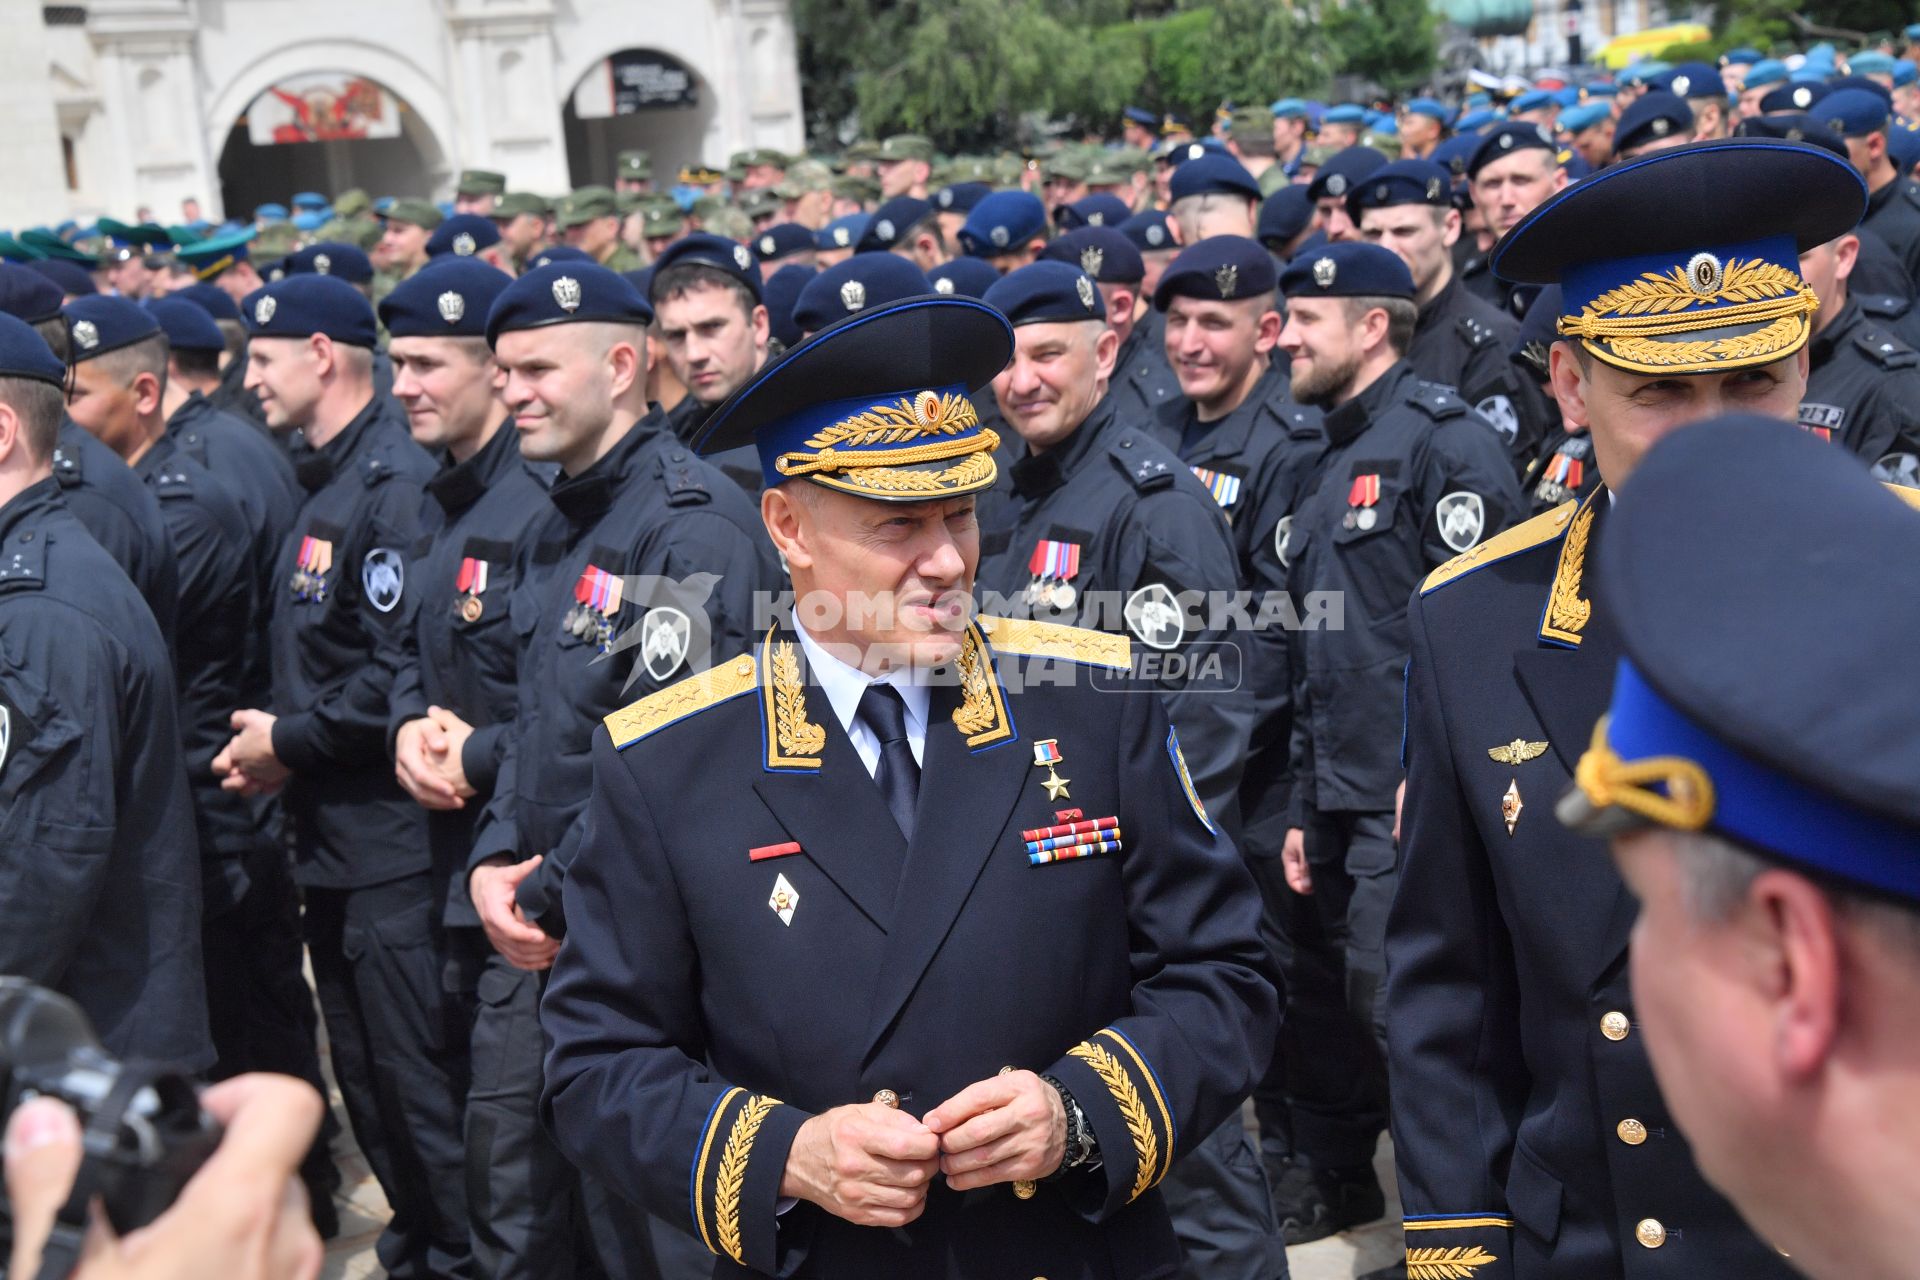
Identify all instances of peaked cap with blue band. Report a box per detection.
[692,294,1013,502]
[1558,416,1920,902]
[1491,139,1865,376]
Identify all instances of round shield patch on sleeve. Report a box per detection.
[1435,491,1487,553]
[362,547,405,613]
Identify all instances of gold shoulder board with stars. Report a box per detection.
[603,653,759,750]
[1421,500,1578,597]
[979,614,1131,668]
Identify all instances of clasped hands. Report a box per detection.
[778,1069,1067,1228]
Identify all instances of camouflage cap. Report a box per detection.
[726,159,749,183]
[844,140,883,165]
[556,186,619,228]
[774,158,833,198]
[1084,151,1139,187]
[945,155,999,183]
[1229,107,1272,145]
[615,191,646,217]
[739,188,782,220]
[332,188,373,219]
[1360,131,1404,158]
[831,174,880,205]
[1300,143,1340,168]
[382,198,444,230]
[1042,147,1093,182]
[877,134,935,164]
[739,147,788,170]
[492,192,553,219]
[315,216,383,251]
[689,194,729,223]
[457,168,507,196]
[994,153,1027,187]
[253,222,301,259]
[704,206,753,241]
[642,204,687,238]
[617,149,652,179]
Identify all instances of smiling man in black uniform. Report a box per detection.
[1041,227,1180,421]
[1388,137,1865,1279]
[211,274,468,1280]
[0,312,209,1071]
[463,261,779,1278]
[541,293,1276,1280]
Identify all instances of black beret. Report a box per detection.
[926,256,1002,298]
[857,198,935,253]
[0,265,65,325]
[426,214,503,260]
[147,297,226,353]
[1277,240,1415,300]
[26,260,97,298]
[983,260,1106,326]
[1467,123,1556,177]
[485,261,654,345]
[934,182,992,214]
[1041,227,1145,284]
[1055,193,1135,231]
[1306,145,1390,201]
[1761,81,1830,114]
[283,242,374,284]
[63,295,161,361]
[1169,153,1262,203]
[0,312,66,385]
[792,254,930,333]
[764,262,816,348]
[648,232,764,303]
[243,275,379,347]
[528,246,596,271]
[1613,91,1694,155]
[1153,235,1278,310]
[1257,185,1316,246]
[173,282,241,323]
[754,222,817,263]
[1346,159,1452,219]
[1119,209,1176,252]
[380,258,514,339]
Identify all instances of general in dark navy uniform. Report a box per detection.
[541,295,1277,1280]
[0,314,209,1070]
[1388,138,1863,1279]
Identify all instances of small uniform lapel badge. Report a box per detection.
[1033,738,1071,801]
[1344,473,1382,531]
[1487,738,1549,765]
[1190,465,1243,512]
[1022,815,1121,865]
[769,872,800,925]
[292,534,333,602]
[1025,539,1082,610]
[1501,778,1524,836]
[455,555,489,622]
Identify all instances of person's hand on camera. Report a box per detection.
[4,1072,326,1280]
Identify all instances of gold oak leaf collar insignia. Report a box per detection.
[1542,501,1595,644]
[1407,1245,1500,1278]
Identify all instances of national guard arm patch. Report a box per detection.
[1166,726,1215,835]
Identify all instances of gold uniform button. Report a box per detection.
[872,1089,899,1109]
[1601,1011,1631,1041]
[1617,1118,1648,1145]
[1636,1218,1667,1249]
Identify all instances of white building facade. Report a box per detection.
[12,0,804,226]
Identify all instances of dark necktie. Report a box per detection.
[857,683,920,841]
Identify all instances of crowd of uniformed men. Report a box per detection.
[6,27,1920,1280]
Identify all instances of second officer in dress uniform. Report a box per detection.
[1388,137,1864,1279]
[541,292,1277,1280]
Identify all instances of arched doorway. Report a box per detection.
[562,49,718,188]
[217,70,448,215]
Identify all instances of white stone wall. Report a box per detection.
[0,0,78,229]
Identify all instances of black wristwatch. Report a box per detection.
[1042,1074,1100,1178]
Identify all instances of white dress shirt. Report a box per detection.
[794,621,931,776]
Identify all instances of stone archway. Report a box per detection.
[560,47,720,189]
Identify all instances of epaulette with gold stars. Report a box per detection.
[603,651,759,751]
[979,614,1131,668]
[1421,500,1578,596]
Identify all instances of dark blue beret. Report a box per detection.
[1346,159,1452,218]
[1809,87,1891,138]
[1888,121,1920,175]
[1467,123,1556,177]
[1041,227,1144,284]
[792,254,930,334]
[1429,133,1483,179]
[933,182,991,214]
[1560,416,1920,901]
[763,262,816,348]
[1055,193,1134,231]
[983,260,1106,326]
[857,198,934,253]
[959,191,1048,256]
[926,256,1002,298]
[379,258,514,339]
[528,245,595,271]
[1257,185,1316,246]
[0,312,66,385]
[486,261,653,345]
[1278,240,1414,300]
[242,275,378,347]
[1761,81,1829,114]
[0,265,65,324]
[1170,153,1262,204]
[1649,61,1724,99]
[1305,145,1390,201]
[816,214,870,252]
[426,214,503,260]
[1613,92,1694,154]
[283,241,374,284]
[1119,209,1176,252]
[649,232,764,303]
[1826,76,1893,108]
[26,260,97,298]
[147,297,226,353]
[173,282,241,323]
[1734,113,1847,159]
[63,295,160,361]
[1153,235,1279,310]
[754,222,816,263]
[1159,138,1227,168]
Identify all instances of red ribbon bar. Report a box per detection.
[1020,815,1119,843]
[749,841,803,862]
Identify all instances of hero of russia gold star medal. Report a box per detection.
[1033,738,1070,801]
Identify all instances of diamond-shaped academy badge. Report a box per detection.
[769,872,800,926]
